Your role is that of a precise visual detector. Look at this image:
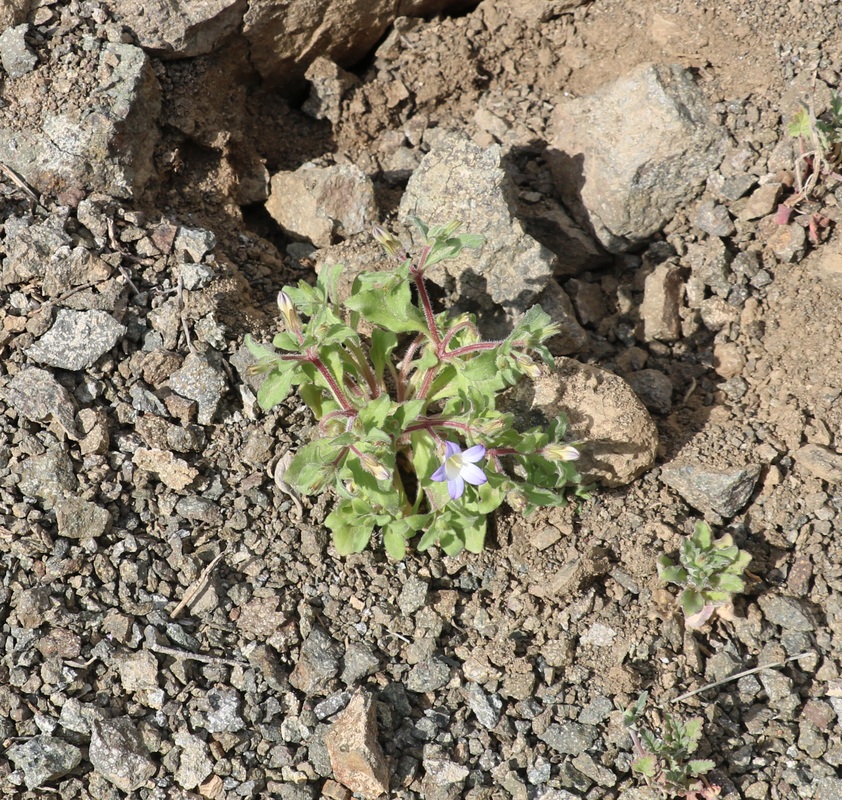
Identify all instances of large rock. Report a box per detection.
[548,63,725,253]
[506,357,659,487]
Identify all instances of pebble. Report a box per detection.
[625,369,673,414]
[538,721,597,755]
[398,575,429,615]
[314,691,352,720]
[464,683,503,729]
[55,496,112,540]
[737,182,782,220]
[3,366,81,439]
[422,756,470,786]
[204,687,246,733]
[174,225,217,263]
[6,735,82,790]
[90,717,157,792]
[641,262,684,341]
[341,641,380,685]
[173,731,214,790]
[572,752,617,787]
[290,625,343,695]
[0,23,38,77]
[133,447,198,491]
[406,657,451,693]
[794,444,842,483]
[660,462,762,518]
[168,351,228,425]
[578,696,614,726]
[15,445,78,509]
[757,595,817,632]
[26,309,126,371]
[694,199,735,237]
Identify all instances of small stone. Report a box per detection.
[204,687,245,733]
[422,757,470,787]
[133,447,198,491]
[539,721,597,755]
[7,735,82,790]
[641,262,685,341]
[36,628,81,659]
[580,623,617,648]
[15,446,78,509]
[90,717,157,792]
[660,462,761,518]
[565,279,605,326]
[290,625,343,695]
[757,595,817,632]
[713,341,746,379]
[341,642,380,686]
[55,497,112,540]
[738,182,783,220]
[3,366,80,439]
[26,309,126,371]
[0,24,38,78]
[168,352,227,425]
[117,650,159,692]
[694,199,735,237]
[235,596,289,640]
[303,56,360,124]
[625,369,673,414]
[173,732,213,791]
[766,221,807,263]
[527,524,563,550]
[406,657,451,693]
[578,696,614,725]
[794,444,842,483]
[719,173,757,201]
[179,262,214,290]
[463,683,502,729]
[324,690,389,799]
[397,576,429,615]
[571,753,617,787]
[174,226,216,262]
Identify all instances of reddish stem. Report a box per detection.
[308,350,354,412]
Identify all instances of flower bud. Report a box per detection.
[372,226,403,257]
[358,451,392,482]
[277,290,302,333]
[506,489,527,513]
[543,443,580,462]
[514,353,541,379]
[474,417,506,437]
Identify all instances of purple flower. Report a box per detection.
[431,441,487,500]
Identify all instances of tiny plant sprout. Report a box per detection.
[658,521,752,629]
[245,218,586,558]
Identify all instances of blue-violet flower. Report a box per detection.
[431,441,487,500]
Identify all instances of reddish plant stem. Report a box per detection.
[410,245,441,348]
[307,350,354,412]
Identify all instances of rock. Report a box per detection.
[324,690,389,799]
[0,23,37,77]
[303,56,360,123]
[168,352,228,425]
[204,687,246,733]
[1,214,71,287]
[641,261,685,341]
[341,642,380,685]
[26,309,126,371]
[174,226,217,263]
[15,446,78,509]
[539,721,597,755]
[133,448,199,491]
[548,63,725,252]
[766,221,807,263]
[0,0,31,30]
[3,367,81,439]
[624,369,673,414]
[265,163,377,247]
[173,731,214,791]
[795,444,842,483]
[510,357,658,487]
[0,42,162,197]
[463,683,503,729]
[43,247,114,298]
[6,735,82,790]
[694,199,735,237]
[117,650,159,693]
[108,0,247,58]
[533,279,590,355]
[687,238,733,298]
[399,131,561,316]
[55,497,112,540]
[422,756,470,787]
[572,753,617,787]
[737,182,783,221]
[406,657,451,693]
[660,462,762,518]
[397,576,429,615]
[757,595,817,632]
[564,278,605,326]
[290,625,343,695]
[713,341,746,379]
[90,717,157,792]
[315,691,352,720]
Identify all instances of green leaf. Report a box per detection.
[356,393,393,429]
[658,565,687,585]
[286,439,346,494]
[257,368,296,410]
[344,266,427,333]
[463,516,487,553]
[687,759,715,775]
[712,573,745,594]
[330,520,374,555]
[245,334,277,362]
[683,717,704,745]
[631,755,657,778]
[680,589,705,617]
[382,526,406,560]
[317,263,344,305]
[692,521,712,549]
[369,329,398,383]
[788,106,812,139]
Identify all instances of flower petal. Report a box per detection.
[461,444,486,463]
[460,463,487,486]
[447,476,465,499]
[443,441,461,458]
[431,464,448,482]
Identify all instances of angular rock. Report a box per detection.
[397,576,429,615]
[168,352,227,425]
[55,497,112,540]
[133,447,199,491]
[7,735,82,790]
[766,221,807,264]
[117,650,159,693]
[203,687,245,733]
[0,0,31,30]
[16,446,78,509]
[694,199,735,237]
[548,63,725,252]
[265,163,377,247]
[400,131,559,314]
[26,309,126,371]
[757,595,817,632]
[324,690,389,799]
[90,717,157,792]
[303,56,360,123]
[660,462,762,518]
[1,214,71,287]
[539,721,597,755]
[737,182,783,221]
[406,657,451,693]
[290,625,343,695]
[423,756,470,787]
[463,683,502,729]
[173,732,214,791]
[533,279,590,355]
[506,357,658,487]
[3,367,81,439]
[795,444,842,484]
[641,261,685,342]
[624,369,673,415]
[108,0,247,58]
[0,23,37,78]
[341,642,380,686]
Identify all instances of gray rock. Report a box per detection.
[549,63,725,252]
[27,309,126,371]
[737,182,782,221]
[572,753,616,787]
[399,131,559,314]
[174,226,217,263]
[265,163,377,247]
[6,735,82,790]
[719,173,756,201]
[816,777,842,800]
[3,367,81,439]
[90,717,157,792]
[204,687,245,732]
[178,262,215,290]
[539,721,597,755]
[533,279,589,355]
[423,756,470,787]
[641,261,685,341]
[795,444,842,483]
[767,221,807,264]
[290,625,343,695]
[117,650,159,692]
[1,214,71,287]
[398,575,429,615]
[303,56,360,123]
[578,696,614,725]
[168,351,228,425]
[58,699,109,735]
[341,641,380,685]
[625,369,673,415]
[694,199,735,237]
[660,462,762,518]
[173,731,213,791]
[55,497,112,540]
[687,237,733,298]
[43,246,114,297]
[0,23,37,77]
[15,446,78,509]
[314,691,352,720]
[406,657,451,693]
[757,595,817,632]
[464,683,502,729]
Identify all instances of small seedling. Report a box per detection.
[245,219,585,558]
[658,521,751,629]
[624,691,719,799]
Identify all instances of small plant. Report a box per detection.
[658,521,751,629]
[245,219,584,558]
[624,691,719,799]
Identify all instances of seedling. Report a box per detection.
[624,691,719,800]
[245,219,585,558]
[658,521,751,629]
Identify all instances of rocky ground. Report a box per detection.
[1,1,841,799]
